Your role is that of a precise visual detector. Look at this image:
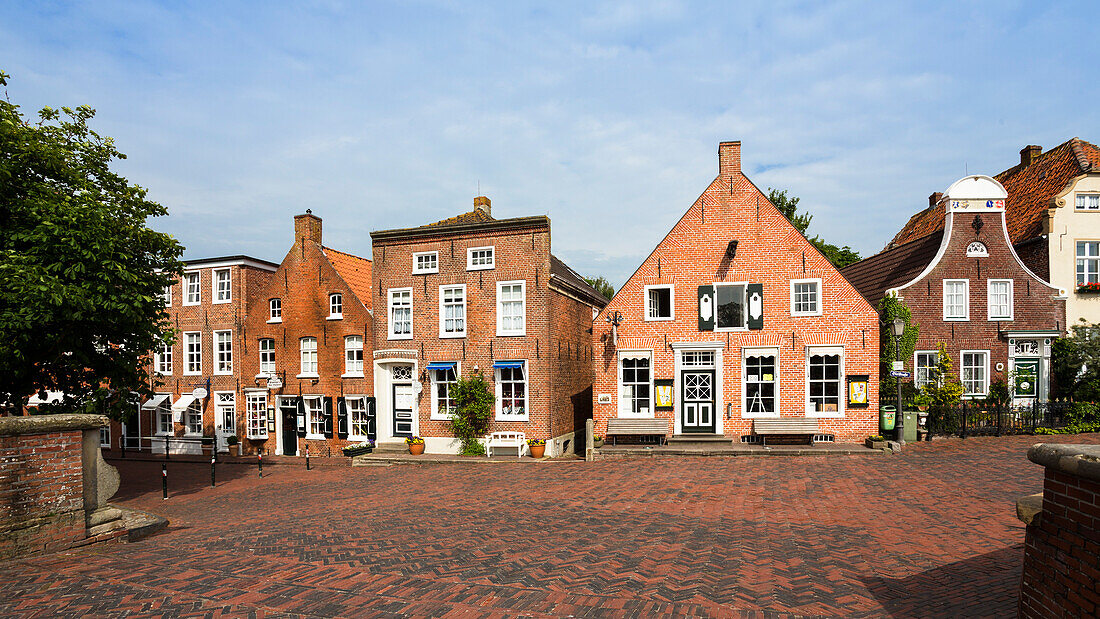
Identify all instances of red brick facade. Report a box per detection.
[592,142,880,442]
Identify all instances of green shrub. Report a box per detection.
[449,371,495,455]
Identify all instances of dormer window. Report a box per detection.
[414,251,438,274]
[328,293,343,319]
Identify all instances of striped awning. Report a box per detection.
[425,362,457,372]
[492,361,523,369]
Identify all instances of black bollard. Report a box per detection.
[258,451,263,477]
[210,454,216,487]
[162,463,168,500]
[306,444,311,471]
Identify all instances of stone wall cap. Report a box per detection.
[0,414,109,437]
[1027,443,1100,482]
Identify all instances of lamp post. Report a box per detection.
[891,317,906,445]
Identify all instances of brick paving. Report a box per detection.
[3,434,1099,618]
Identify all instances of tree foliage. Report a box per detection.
[584,275,615,300]
[879,295,919,396]
[918,342,964,412]
[1050,321,1100,402]
[448,371,495,455]
[768,188,862,269]
[0,70,184,417]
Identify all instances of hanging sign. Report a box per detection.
[889,370,911,378]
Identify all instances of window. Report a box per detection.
[184,272,201,305]
[988,279,1013,320]
[645,285,674,321]
[1077,241,1100,285]
[259,339,275,376]
[185,400,203,435]
[162,285,172,306]
[414,251,438,274]
[961,351,989,396]
[496,281,526,336]
[344,335,364,376]
[440,285,466,337]
[347,397,370,438]
[388,288,412,339]
[304,396,324,438]
[155,343,172,375]
[328,293,343,319]
[99,426,110,447]
[214,330,232,374]
[944,279,969,320]
[213,268,231,303]
[744,350,778,416]
[914,351,939,389]
[807,347,843,416]
[430,364,458,419]
[299,337,318,376]
[716,284,746,329]
[269,298,282,322]
[246,392,268,439]
[184,332,201,375]
[215,392,235,435]
[791,279,822,316]
[1076,193,1100,211]
[467,246,495,270]
[156,397,173,435]
[495,361,527,420]
[618,353,651,416]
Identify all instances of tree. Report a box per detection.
[0,70,184,418]
[879,295,919,397]
[768,188,862,269]
[448,371,495,455]
[919,342,964,417]
[584,275,615,300]
[1050,321,1100,402]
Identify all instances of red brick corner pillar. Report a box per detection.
[0,414,122,560]
[1017,443,1100,617]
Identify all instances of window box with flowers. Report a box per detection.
[342,440,374,457]
[527,438,546,459]
[406,436,425,455]
[1077,282,1100,294]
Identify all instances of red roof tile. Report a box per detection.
[323,246,372,305]
[421,209,495,228]
[841,231,943,303]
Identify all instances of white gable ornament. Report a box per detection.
[966,242,988,257]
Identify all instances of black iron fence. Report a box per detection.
[919,400,1095,439]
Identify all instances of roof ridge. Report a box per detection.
[322,245,372,263]
[1070,137,1094,173]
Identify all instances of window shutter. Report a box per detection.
[747,283,764,330]
[323,397,334,438]
[337,397,348,439]
[697,285,715,331]
[296,397,306,437]
[365,397,377,441]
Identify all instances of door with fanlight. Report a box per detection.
[391,364,415,437]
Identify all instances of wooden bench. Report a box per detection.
[606,418,669,445]
[753,418,820,446]
[486,431,527,458]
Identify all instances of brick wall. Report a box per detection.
[549,288,597,453]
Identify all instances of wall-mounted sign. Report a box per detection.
[654,379,674,410]
[847,375,869,408]
[192,387,208,399]
[266,407,276,433]
[597,393,613,404]
[267,377,283,389]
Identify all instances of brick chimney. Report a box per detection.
[474,195,491,217]
[294,210,322,244]
[929,192,943,208]
[1021,145,1042,167]
[718,141,741,175]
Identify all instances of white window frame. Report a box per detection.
[943,279,969,321]
[268,298,282,323]
[1077,241,1100,286]
[495,360,528,421]
[184,400,203,436]
[213,268,232,304]
[162,284,172,306]
[99,425,111,447]
[1076,193,1100,211]
[413,251,439,274]
[467,246,495,271]
[496,280,527,336]
[303,395,325,439]
[328,293,343,320]
[155,343,172,375]
[214,329,232,375]
[987,279,1013,321]
[439,284,467,338]
[258,338,275,377]
[961,350,990,397]
[429,363,460,420]
[617,351,653,418]
[245,391,268,439]
[343,335,364,377]
[742,347,780,418]
[790,278,823,317]
[346,395,371,440]
[298,337,318,378]
[714,282,749,331]
[215,391,236,436]
[184,331,202,375]
[914,350,939,390]
[806,346,845,418]
[184,271,201,306]
[644,284,675,321]
[155,395,173,435]
[388,288,413,340]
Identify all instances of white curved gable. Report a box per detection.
[943,175,1007,200]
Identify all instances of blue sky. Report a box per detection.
[3,1,1098,287]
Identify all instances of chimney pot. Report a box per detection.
[474,195,491,216]
[1021,145,1042,167]
[718,141,741,176]
[929,192,943,208]
[293,212,323,245]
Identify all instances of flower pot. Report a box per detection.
[343,446,373,457]
[529,444,545,458]
[408,443,425,455]
[865,438,887,450]
[593,438,604,449]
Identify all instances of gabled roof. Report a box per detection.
[550,254,609,308]
[322,246,372,303]
[889,138,1100,248]
[840,230,943,304]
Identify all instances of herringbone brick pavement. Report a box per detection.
[3,434,1098,618]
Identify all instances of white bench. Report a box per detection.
[486,431,527,458]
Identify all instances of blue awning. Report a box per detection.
[492,361,524,369]
[425,362,456,371]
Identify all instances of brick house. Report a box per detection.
[239,211,374,457]
[134,255,278,454]
[592,141,880,443]
[888,138,1097,327]
[843,175,1066,404]
[369,197,607,455]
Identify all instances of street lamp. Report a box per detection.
[891,317,906,445]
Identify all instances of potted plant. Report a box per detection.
[406,436,425,455]
[865,435,888,450]
[201,435,214,456]
[527,438,546,458]
[913,392,931,412]
[592,434,604,449]
[342,440,374,457]
[226,434,240,456]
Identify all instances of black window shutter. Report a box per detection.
[365,397,377,441]
[697,285,715,331]
[747,283,764,330]
[323,396,334,438]
[337,397,348,439]
[296,397,307,437]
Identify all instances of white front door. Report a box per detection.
[391,364,415,437]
